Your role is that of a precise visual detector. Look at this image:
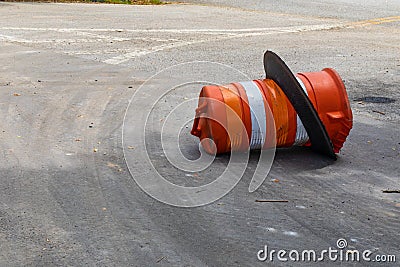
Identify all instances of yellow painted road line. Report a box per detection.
[347,16,400,27]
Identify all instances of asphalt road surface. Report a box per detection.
[0,1,399,266]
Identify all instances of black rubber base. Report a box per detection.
[263,51,336,160]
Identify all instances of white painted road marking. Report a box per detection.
[1,15,399,65]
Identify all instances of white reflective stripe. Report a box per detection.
[240,81,266,149]
[294,77,310,146]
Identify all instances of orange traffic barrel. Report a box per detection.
[191,51,353,159]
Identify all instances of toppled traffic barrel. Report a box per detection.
[191,51,353,159]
